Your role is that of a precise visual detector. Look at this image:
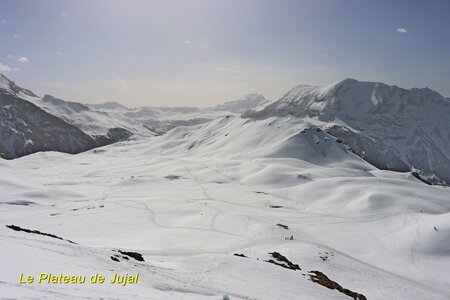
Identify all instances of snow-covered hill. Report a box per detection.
[1,115,449,299]
[246,79,450,185]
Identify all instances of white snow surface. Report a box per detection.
[1,116,450,299]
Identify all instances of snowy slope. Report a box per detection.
[246,79,450,185]
[1,116,449,299]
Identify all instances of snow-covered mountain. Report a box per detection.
[37,94,152,136]
[91,101,128,111]
[0,75,140,159]
[2,73,449,187]
[0,73,39,99]
[118,94,268,132]
[0,74,273,159]
[0,90,98,159]
[246,79,450,185]
[33,93,270,135]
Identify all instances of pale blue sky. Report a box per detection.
[1,0,449,106]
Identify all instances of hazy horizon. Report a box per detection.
[1,0,450,106]
[3,72,450,109]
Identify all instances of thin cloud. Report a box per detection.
[60,12,67,18]
[183,40,192,45]
[397,28,408,33]
[213,67,241,74]
[13,33,19,38]
[56,51,62,56]
[1,19,6,24]
[17,56,29,63]
[0,62,13,72]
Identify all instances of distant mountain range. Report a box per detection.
[0,73,268,158]
[1,73,449,185]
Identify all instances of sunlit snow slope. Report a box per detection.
[1,116,449,299]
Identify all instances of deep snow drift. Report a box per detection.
[1,116,449,299]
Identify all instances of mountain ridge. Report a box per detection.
[0,91,99,159]
[245,78,450,185]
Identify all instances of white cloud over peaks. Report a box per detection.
[397,28,408,33]
[17,56,29,63]
[0,62,13,72]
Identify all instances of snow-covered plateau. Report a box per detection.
[1,76,450,299]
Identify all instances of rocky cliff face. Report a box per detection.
[0,92,99,159]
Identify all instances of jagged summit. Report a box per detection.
[0,73,39,98]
